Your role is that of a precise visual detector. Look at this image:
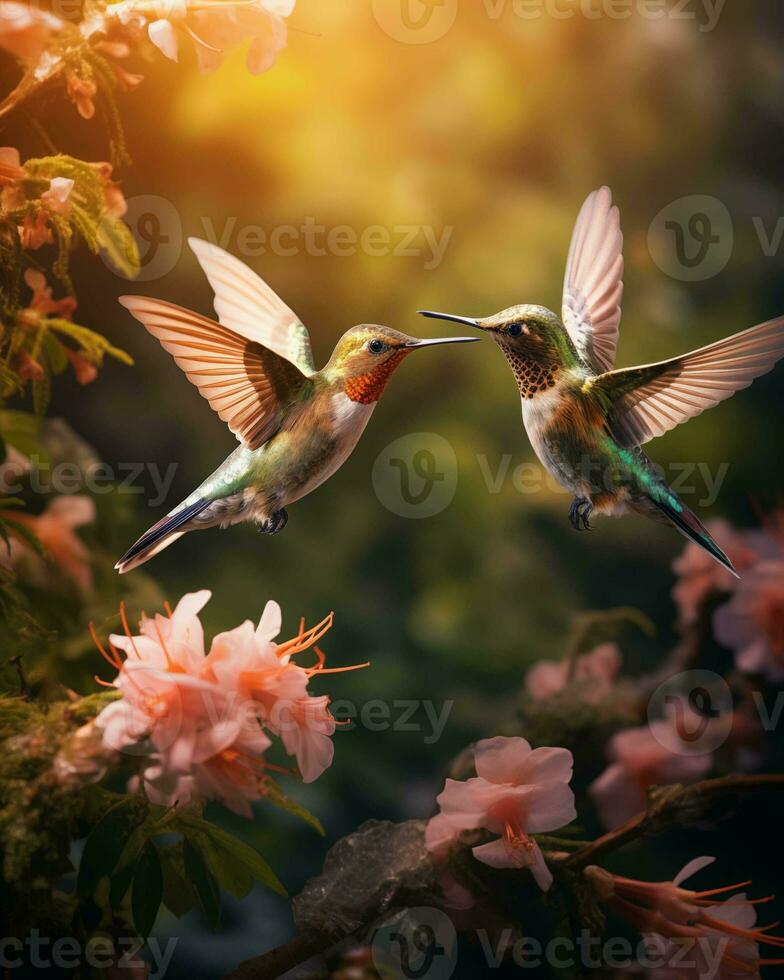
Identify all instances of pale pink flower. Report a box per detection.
[610,856,784,978]
[126,0,293,75]
[713,560,784,683]
[672,520,772,626]
[40,176,73,215]
[0,2,63,64]
[2,495,95,591]
[94,595,356,815]
[423,813,476,911]
[588,715,713,830]
[432,736,576,891]
[525,643,621,701]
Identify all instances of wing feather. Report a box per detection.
[562,187,624,373]
[119,295,310,450]
[188,237,316,375]
[598,316,784,447]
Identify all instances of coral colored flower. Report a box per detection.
[88,161,128,218]
[0,2,63,64]
[19,210,52,249]
[610,857,784,979]
[66,69,97,119]
[3,495,95,590]
[588,717,713,830]
[713,561,784,683]
[94,595,359,815]
[0,145,24,184]
[63,347,98,384]
[672,520,774,626]
[432,736,576,891]
[525,643,621,701]
[15,347,45,380]
[22,268,77,319]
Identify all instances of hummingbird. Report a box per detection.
[420,186,784,574]
[115,238,477,572]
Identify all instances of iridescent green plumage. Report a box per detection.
[420,186,784,574]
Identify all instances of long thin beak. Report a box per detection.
[404,336,479,348]
[417,310,482,329]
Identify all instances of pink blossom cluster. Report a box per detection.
[610,856,784,979]
[672,517,784,683]
[94,592,361,816]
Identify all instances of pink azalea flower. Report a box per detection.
[123,0,293,75]
[588,717,713,830]
[94,595,359,815]
[525,643,621,701]
[672,520,773,626]
[610,856,784,978]
[2,495,95,591]
[431,736,576,891]
[0,2,64,64]
[713,560,784,683]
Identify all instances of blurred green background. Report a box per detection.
[5,1,784,973]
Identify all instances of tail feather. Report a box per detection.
[115,499,210,574]
[650,496,739,577]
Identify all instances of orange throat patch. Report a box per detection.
[344,351,410,404]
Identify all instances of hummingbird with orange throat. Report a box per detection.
[115,238,477,572]
[421,187,784,574]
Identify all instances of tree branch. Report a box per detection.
[566,773,784,870]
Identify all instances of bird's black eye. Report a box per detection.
[368,339,385,354]
[508,322,523,337]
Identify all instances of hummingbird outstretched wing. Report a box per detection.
[595,315,784,447]
[561,186,624,374]
[188,237,316,376]
[119,295,312,450]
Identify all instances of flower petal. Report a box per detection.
[473,736,532,784]
[148,19,179,61]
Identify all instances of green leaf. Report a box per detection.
[0,410,42,458]
[176,813,286,897]
[77,797,149,899]
[98,214,140,280]
[159,843,199,918]
[0,515,47,558]
[110,825,147,908]
[132,842,163,939]
[264,779,325,836]
[43,332,68,374]
[32,373,50,416]
[182,838,221,929]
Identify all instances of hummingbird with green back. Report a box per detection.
[115,238,477,572]
[420,187,784,574]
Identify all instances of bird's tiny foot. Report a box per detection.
[258,508,288,535]
[569,497,593,531]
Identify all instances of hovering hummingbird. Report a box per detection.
[115,239,477,572]
[420,187,784,574]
